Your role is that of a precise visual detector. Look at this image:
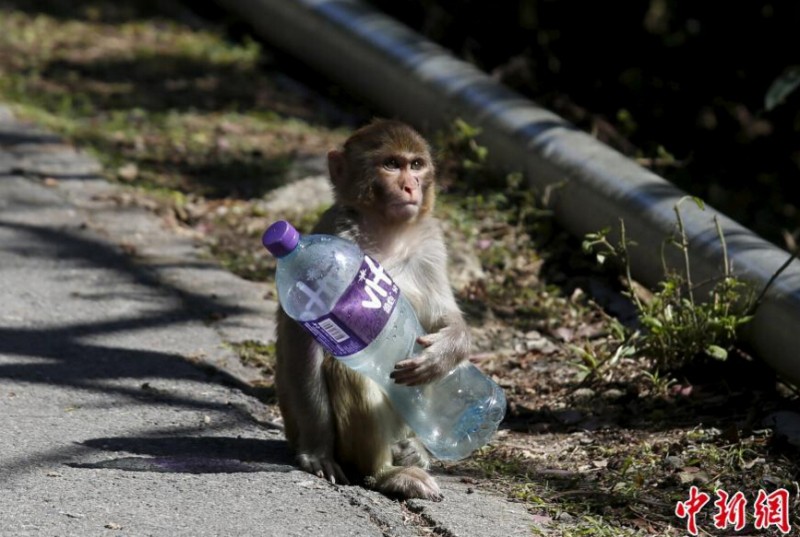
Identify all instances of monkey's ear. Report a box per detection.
[327,150,347,190]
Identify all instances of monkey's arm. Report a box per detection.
[276,310,349,484]
[391,318,470,386]
[390,261,471,387]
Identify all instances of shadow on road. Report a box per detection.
[0,219,251,403]
[71,436,293,474]
[0,210,280,475]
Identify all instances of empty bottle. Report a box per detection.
[263,220,506,460]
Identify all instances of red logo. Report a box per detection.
[675,486,711,536]
[754,488,791,534]
[713,490,747,531]
[676,487,792,535]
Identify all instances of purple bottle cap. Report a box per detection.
[262,220,300,258]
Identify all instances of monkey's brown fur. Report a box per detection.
[275,119,470,500]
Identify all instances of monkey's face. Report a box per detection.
[333,120,437,226]
[370,152,431,224]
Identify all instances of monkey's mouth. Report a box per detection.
[389,200,420,210]
[388,201,420,220]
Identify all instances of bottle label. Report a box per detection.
[299,255,400,356]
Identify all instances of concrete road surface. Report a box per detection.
[0,105,541,536]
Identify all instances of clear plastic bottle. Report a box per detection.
[263,220,506,460]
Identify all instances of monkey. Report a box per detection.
[275,119,471,501]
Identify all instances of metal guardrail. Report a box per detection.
[216,0,800,384]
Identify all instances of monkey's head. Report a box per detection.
[328,119,436,225]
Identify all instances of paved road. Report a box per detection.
[0,106,539,536]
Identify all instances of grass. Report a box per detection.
[436,125,799,536]
[0,1,348,198]
[0,0,349,286]
[228,340,276,372]
[457,424,795,535]
[582,197,757,371]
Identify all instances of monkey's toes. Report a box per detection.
[297,453,349,485]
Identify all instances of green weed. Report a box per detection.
[227,340,276,372]
[583,197,756,370]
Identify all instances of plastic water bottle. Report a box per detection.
[262,220,506,461]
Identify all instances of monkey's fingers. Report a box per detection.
[393,356,424,370]
[391,358,438,386]
[324,460,350,486]
[298,454,349,486]
[298,453,324,478]
[416,335,435,348]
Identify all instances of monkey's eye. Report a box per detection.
[410,159,425,171]
[383,158,400,170]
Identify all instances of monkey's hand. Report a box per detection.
[297,450,350,486]
[390,324,470,386]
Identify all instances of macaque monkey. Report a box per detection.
[275,119,471,501]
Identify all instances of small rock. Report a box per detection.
[602,388,625,401]
[117,163,139,182]
[556,512,575,523]
[60,511,85,519]
[524,338,549,352]
[677,467,709,485]
[258,175,333,216]
[552,327,574,342]
[572,387,595,401]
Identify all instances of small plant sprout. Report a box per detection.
[641,369,677,396]
[584,197,758,370]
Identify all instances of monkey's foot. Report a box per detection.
[391,438,430,469]
[297,452,349,486]
[373,466,443,502]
